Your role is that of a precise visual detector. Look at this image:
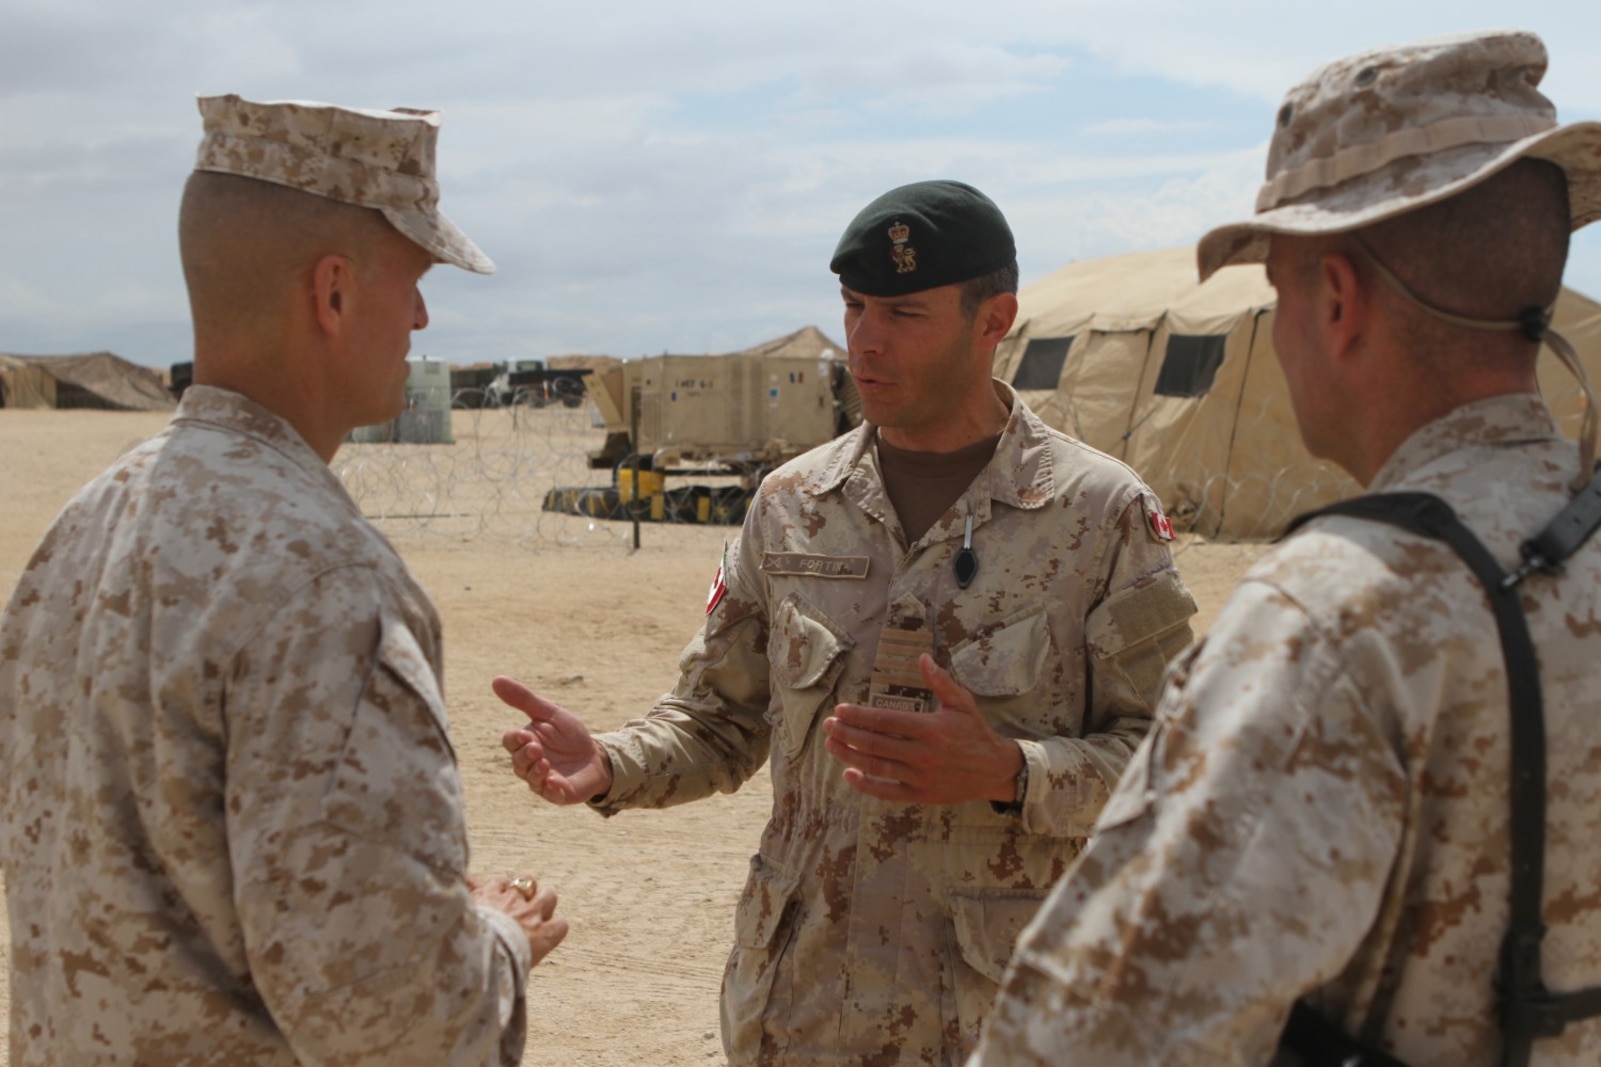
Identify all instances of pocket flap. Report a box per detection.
[735,854,801,949]
[771,593,849,690]
[949,609,1050,699]
[1085,568,1196,660]
[949,889,1051,985]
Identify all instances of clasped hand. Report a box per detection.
[823,654,1022,805]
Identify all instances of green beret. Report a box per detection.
[830,180,1016,296]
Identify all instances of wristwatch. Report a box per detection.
[1012,752,1030,806]
[991,746,1029,815]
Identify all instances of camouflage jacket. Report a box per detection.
[971,393,1601,1065]
[592,383,1197,1065]
[0,386,530,1066]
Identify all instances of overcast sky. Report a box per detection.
[4,1,1598,370]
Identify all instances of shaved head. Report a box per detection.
[178,171,408,351]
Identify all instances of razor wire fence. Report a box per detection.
[331,389,1264,561]
[333,390,748,549]
[334,360,1598,555]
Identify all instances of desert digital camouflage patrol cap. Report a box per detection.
[1197,30,1601,281]
[831,180,1016,297]
[193,94,494,274]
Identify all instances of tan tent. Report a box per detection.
[730,324,844,362]
[0,352,174,412]
[995,248,1601,540]
[0,355,58,409]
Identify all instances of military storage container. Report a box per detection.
[588,351,854,473]
[349,355,455,444]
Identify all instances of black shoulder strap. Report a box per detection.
[1506,460,1601,584]
[1280,1000,1410,1067]
[1275,471,1601,1067]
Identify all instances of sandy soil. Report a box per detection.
[0,406,1267,1066]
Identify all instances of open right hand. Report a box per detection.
[494,675,615,805]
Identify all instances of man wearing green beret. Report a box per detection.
[496,180,1197,1064]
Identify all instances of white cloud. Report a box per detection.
[2,0,1598,368]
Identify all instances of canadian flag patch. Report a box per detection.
[1147,503,1175,542]
[706,564,728,615]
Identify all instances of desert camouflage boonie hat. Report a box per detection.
[1197,30,1601,281]
[193,94,493,274]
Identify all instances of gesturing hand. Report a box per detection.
[494,675,615,805]
[822,654,1023,806]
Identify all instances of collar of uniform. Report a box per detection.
[975,381,1056,511]
[1368,391,1563,492]
[803,379,1056,511]
[171,385,355,501]
[809,419,877,496]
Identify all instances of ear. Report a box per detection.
[1318,250,1368,361]
[310,253,355,338]
[977,291,1020,348]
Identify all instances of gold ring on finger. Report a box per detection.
[509,876,536,900]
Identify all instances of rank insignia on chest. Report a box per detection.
[888,218,917,275]
[867,619,936,713]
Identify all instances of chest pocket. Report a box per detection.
[948,607,1051,709]
[769,592,853,761]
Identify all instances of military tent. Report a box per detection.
[994,248,1601,540]
[731,324,844,362]
[0,352,175,412]
[0,355,57,409]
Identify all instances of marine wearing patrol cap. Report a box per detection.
[830,179,1015,297]
[193,93,494,274]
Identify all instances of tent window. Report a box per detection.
[1011,336,1075,390]
[1154,334,1227,397]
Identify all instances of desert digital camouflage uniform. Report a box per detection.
[971,393,1601,1065]
[591,381,1196,1065]
[0,386,530,1065]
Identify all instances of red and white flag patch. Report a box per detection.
[706,564,728,615]
[1147,503,1175,542]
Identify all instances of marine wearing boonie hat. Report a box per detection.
[1197,29,1601,489]
[830,179,1015,297]
[193,93,494,275]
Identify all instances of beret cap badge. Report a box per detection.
[887,219,917,274]
[830,179,1015,297]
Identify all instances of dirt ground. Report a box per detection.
[0,406,1267,1066]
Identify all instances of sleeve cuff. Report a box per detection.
[479,903,532,989]
[584,736,640,816]
[989,739,1044,816]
